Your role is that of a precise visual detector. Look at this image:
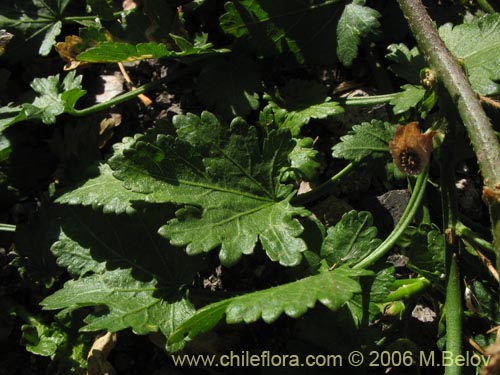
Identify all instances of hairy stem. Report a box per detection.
[396,0,500,288]
[353,165,429,270]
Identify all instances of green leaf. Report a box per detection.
[390,84,426,114]
[264,80,344,136]
[38,20,61,56]
[196,56,260,119]
[0,71,86,128]
[77,34,229,63]
[0,0,67,56]
[42,268,194,344]
[220,0,343,65]
[439,13,500,95]
[398,224,445,280]
[21,320,64,357]
[321,211,382,267]
[40,203,201,350]
[285,137,320,181]
[0,105,25,132]
[468,280,500,322]
[168,266,372,348]
[109,112,309,267]
[386,43,425,84]
[336,1,381,66]
[56,164,145,214]
[332,120,395,162]
[49,204,202,289]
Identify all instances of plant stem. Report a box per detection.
[456,222,495,254]
[476,0,496,13]
[340,93,396,107]
[69,77,169,117]
[292,162,357,206]
[0,223,16,232]
[68,64,197,116]
[445,253,463,374]
[396,0,500,290]
[353,165,429,270]
[62,11,124,23]
[384,277,431,302]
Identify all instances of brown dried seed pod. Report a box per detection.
[389,122,435,175]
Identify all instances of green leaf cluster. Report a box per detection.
[0,71,85,131]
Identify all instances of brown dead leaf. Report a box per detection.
[55,35,89,71]
[87,332,118,375]
[99,113,122,148]
[482,328,500,375]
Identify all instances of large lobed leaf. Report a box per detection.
[103,112,309,266]
[55,163,145,214]
[168,266,372,348]
[42,268,194,344]
[439,13,500,96]
[40,203,202,350]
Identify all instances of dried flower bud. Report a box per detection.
[389,122,435,175]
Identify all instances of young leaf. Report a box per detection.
[264,80,344,136]
[390,84,426,114]
[168,266,372,348]
[332,120,395,161]
[439,13,500,95]
[284,137,320,181]
[386,43,425,84]
[109,112,309,266]
[196,55,260,119]
[321,210,382,267]
[21,320,65,357]
[0,71,86,129]
[336,1,381,67]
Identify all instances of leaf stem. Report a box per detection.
[69,65,197,116]
[476,0,496,13]
[353,165,429,270]
[384,277,431,302]
[0,223,16,232]
[455,222,495,255]
[292,162,357,206]
[339,93,396,107]
[396,0,500,275]
[62,11,124,23]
